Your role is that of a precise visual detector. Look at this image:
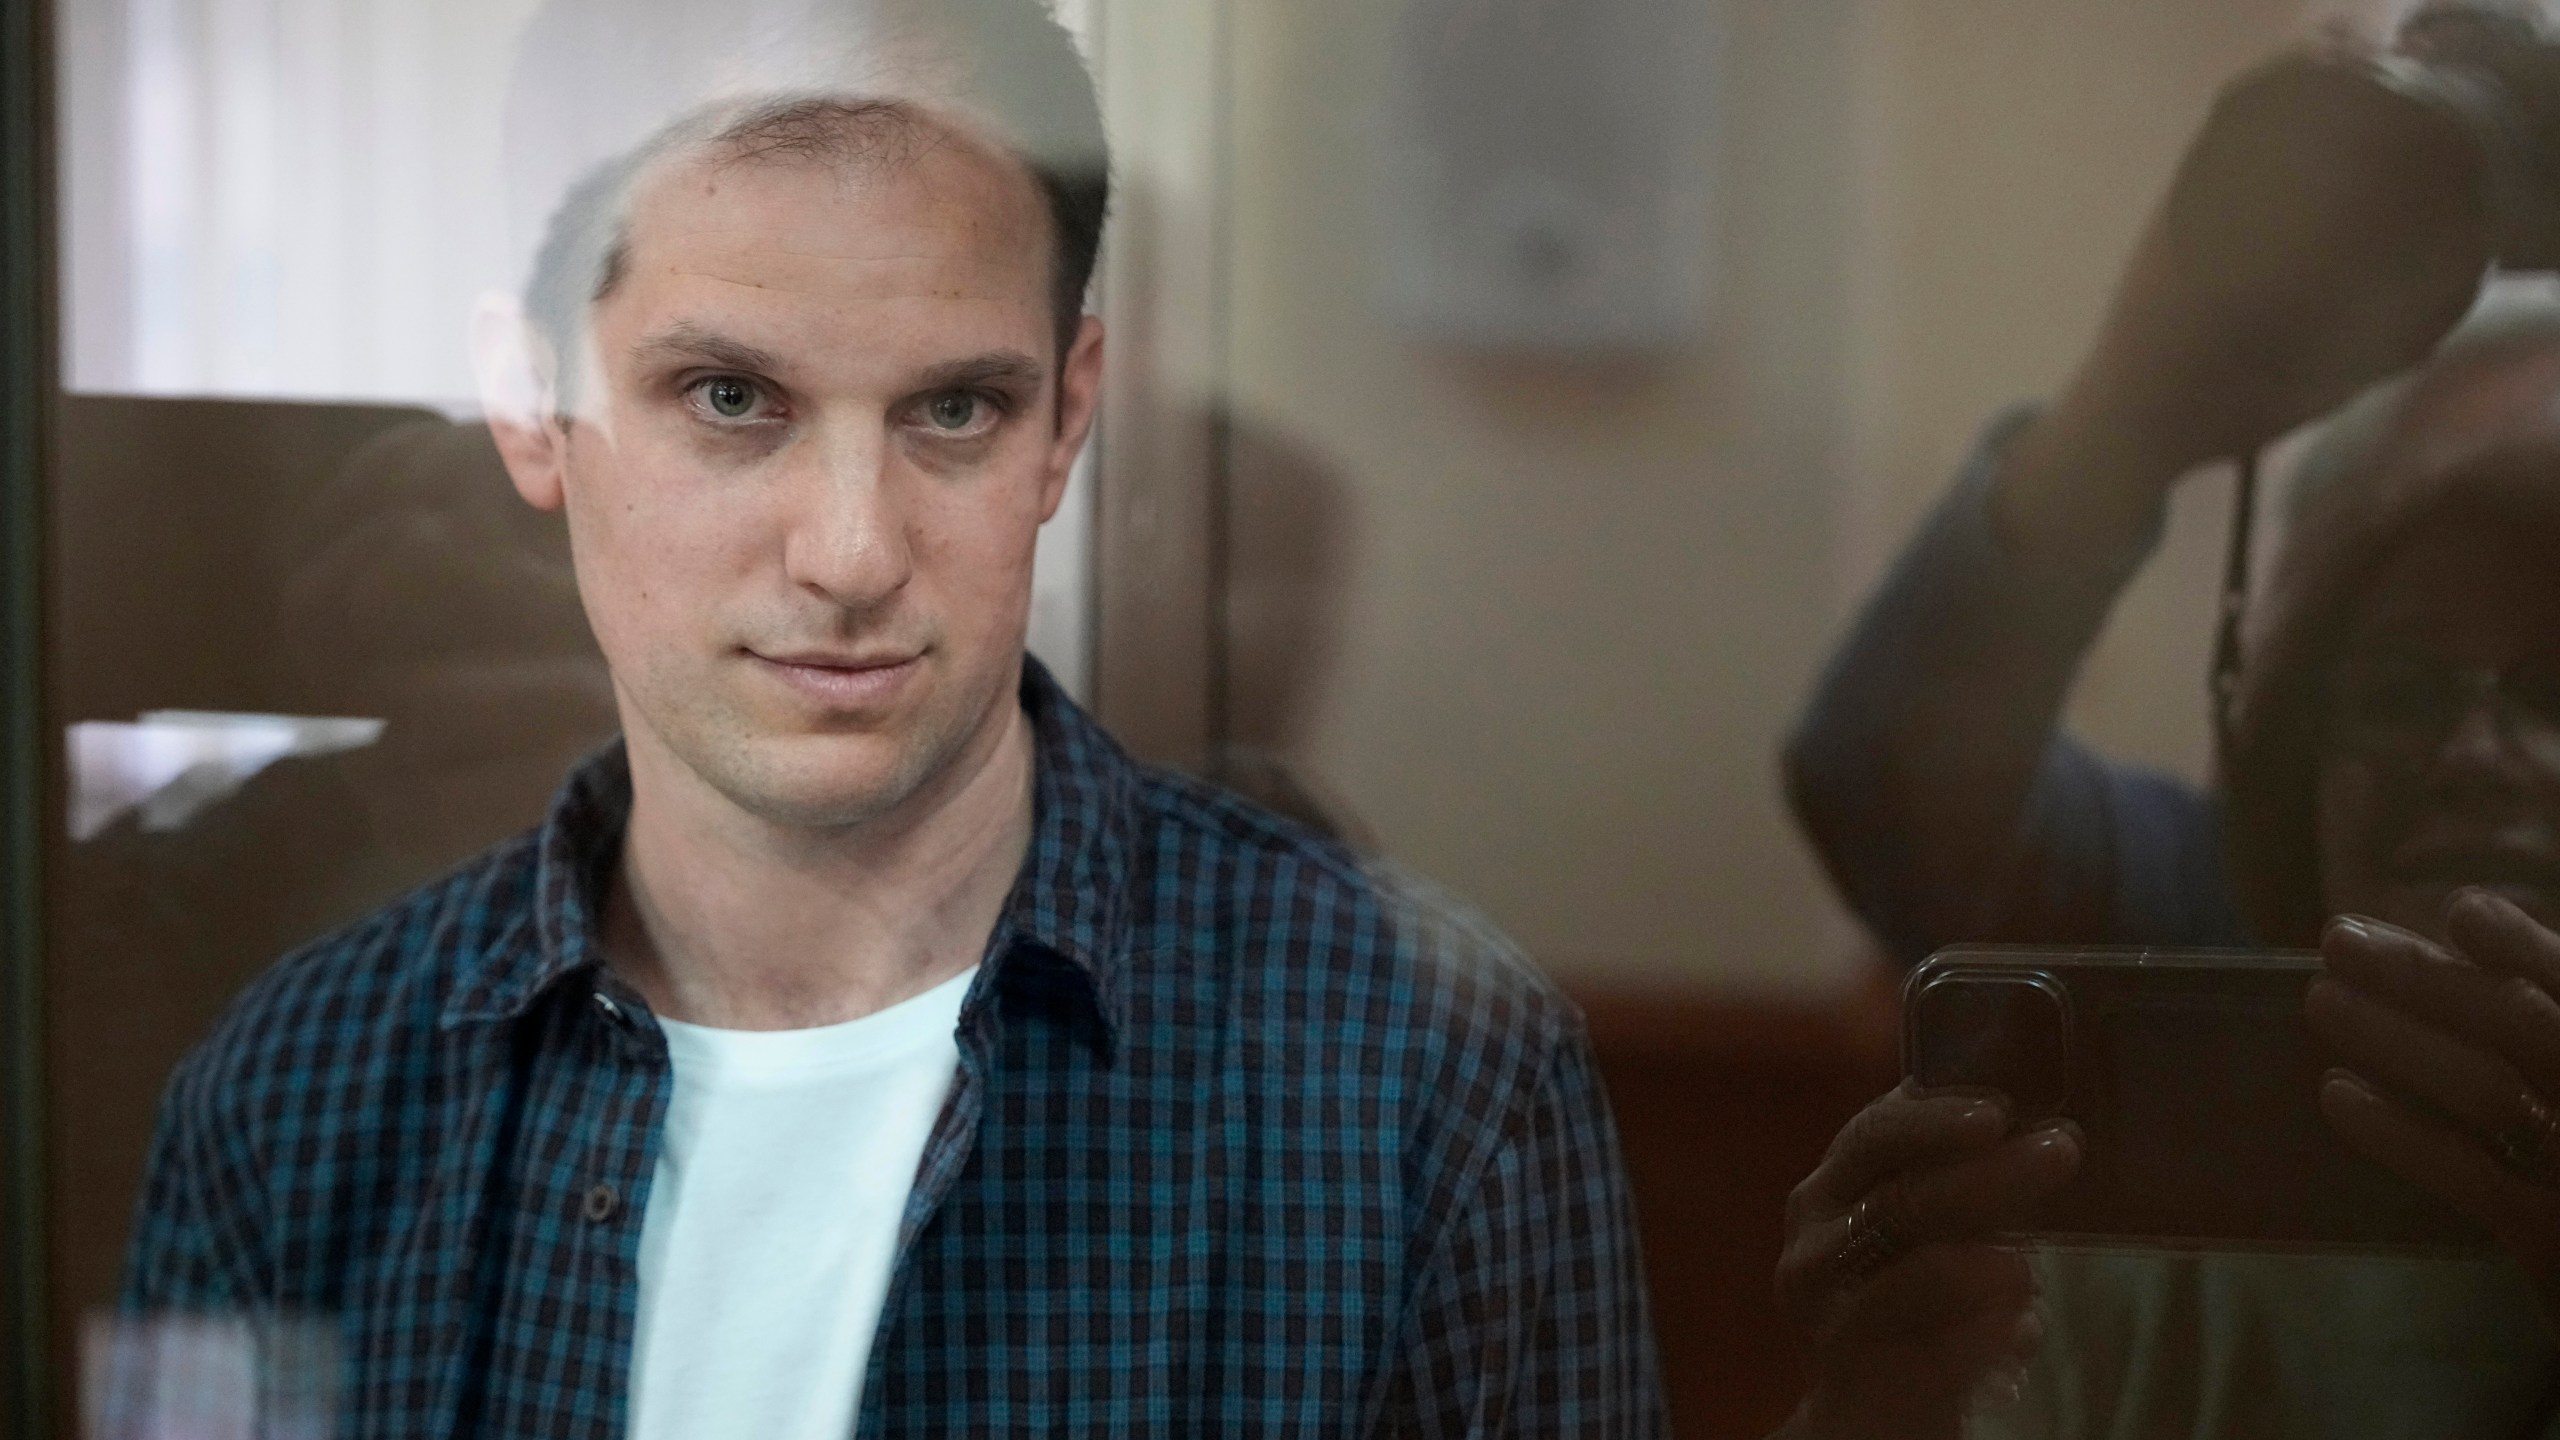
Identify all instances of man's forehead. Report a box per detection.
[607,123,1053,322]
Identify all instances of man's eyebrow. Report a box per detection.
[629,324,784,374]
[917,352,1046,392]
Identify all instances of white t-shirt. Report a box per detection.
[626,967,976,1440]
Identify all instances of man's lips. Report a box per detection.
[746,647,924,707]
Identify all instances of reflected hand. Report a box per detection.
[2399,4,2560,269]
[2065,28,2495,478]
[1772,1081,2082,1440]
[1996,23,2499,565]
[2309,894,2560,1332]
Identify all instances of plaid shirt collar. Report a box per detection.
[435,657,1137,1039]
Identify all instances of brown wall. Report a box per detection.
[44,397,617,1432]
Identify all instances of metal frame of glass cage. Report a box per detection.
[0,0,51,1429]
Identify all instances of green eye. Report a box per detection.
[926,391,981,431]
[703,378,756,419]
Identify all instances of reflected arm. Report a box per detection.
[1783,412,2242,965]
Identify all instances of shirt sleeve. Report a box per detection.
[1372,1024,1669,1439]
[119,1060,269,1314]
[1783,410,2243,965]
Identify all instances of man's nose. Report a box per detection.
[2428,688,2532,794]
[779,428,914,611]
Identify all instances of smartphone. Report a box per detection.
[1903,946,2492,1253]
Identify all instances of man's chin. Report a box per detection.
[687,730,934,832]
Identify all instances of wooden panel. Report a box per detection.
[1576,976,1902,1438]
[43,397,616,1436]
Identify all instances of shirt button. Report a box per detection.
[582,1183,619,1223]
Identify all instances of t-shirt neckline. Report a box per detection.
[653,966,977,1081]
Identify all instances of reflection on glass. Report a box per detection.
[66,712,384,841]
[29,0,2560,1437]
[1781,8,2560,1436]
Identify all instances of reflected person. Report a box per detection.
[112,2,1665,1434]
[1774,13,2560,1440]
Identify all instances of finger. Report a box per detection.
[1796,1083,2010,1218]
[2324,915,2499,1030]
[2306,977,2533,1141]
[2446,888,2560,1002]
[2323,1070,2560,1268]
[2325,914,2560,1093]
[1895,1122,2084,1241]
[1829,1242,2034,1343]
[1778,1122,2079,1323]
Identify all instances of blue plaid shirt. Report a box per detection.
[122,662,1666,1436]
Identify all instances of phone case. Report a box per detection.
[1903,946,2492,1254]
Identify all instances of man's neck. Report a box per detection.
[603,697,1037,1031]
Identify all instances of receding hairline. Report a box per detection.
[589,95,1067,318]
[519,6,1118,413]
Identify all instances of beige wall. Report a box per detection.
[1224,0,1864,990]
[1190,1,2333,991]
[1842,0,2305,789]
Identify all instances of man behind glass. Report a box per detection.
[110,2,1665,1434]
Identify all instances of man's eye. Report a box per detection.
[923,391,990,434]
[694,377,763,420]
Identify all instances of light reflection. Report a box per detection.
[68,712,385,841]
[83,1312,338,1440]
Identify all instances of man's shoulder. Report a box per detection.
[1125,762,1583,1070]
[165,830,547,1113]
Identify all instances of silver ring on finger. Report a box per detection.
[2491,1086,2560,1185]
[1833,1180,1916,1287]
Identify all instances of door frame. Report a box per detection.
[1088,0,1232,773]
[0,0,53,1430]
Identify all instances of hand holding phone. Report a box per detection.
[1903,945,2490,1251]
[1771,1083,2080,1440]
[2312,891,2560,1335]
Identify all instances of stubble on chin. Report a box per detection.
[633,660,1008,835]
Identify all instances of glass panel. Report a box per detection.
[34,0,2560,1435]
[51,5,610,1419]
[46,1,1102,1424]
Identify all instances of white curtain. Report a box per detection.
[62,0,543,408]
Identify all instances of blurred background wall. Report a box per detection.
[1209,0,2324,995]
[1206,7,2316,1423]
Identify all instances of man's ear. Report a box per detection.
[1042,314,1106,524]
[471,290,571,513]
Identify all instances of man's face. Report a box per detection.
[506,124,1102,831]
[2314,500,2560,938]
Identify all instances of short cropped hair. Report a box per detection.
[518,0,1108,404]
